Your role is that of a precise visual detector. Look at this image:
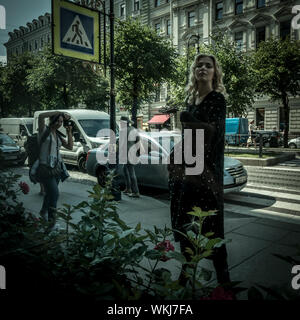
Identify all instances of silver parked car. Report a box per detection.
[86,131,248,194]
[288,137,300,149]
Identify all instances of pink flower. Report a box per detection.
[154,240,175,262]
[19,181,30,194]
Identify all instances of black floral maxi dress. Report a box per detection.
[169,90,226,244]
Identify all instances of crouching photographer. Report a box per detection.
[36,111,73,229]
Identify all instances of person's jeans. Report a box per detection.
[39,175,60,227]
[123,163,139,194]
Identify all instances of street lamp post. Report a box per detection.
[186,34,200,85]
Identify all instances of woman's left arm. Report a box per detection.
[61,126,73,150]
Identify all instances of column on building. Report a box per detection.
[264,107,279,131]
[290,108,300,135]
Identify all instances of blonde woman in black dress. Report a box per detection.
[169,53,230,285]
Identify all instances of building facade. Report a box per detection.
[4,13,51,60]
[4,1,300,133]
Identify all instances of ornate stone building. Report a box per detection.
[4,13,51,61]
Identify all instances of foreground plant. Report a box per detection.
[0,170,243,300]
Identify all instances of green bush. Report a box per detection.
[0,169,240,301]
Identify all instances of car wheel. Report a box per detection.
[78,155,87,172]
[289,143,297,149]
[96,166,108,187]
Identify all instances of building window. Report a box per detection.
[134,0,139,11]
[16,48,18,55]
[41,37,44,47]
[47,34,50,43]
[35,40,38,50]
[280,20,290,39]
[188,11,195,27]
[235,31,243,50]
[256,26,265,48]
[120,3,125,17]
[257,0,265,8]
[216,2,223,21]
[29,43,32,51]
[154,0,161,7]
[166,19,171,35]
[235,0,243,15]
[155,22,160,34]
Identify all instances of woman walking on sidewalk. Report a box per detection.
[169,53,231,285]
[37,111,73,228]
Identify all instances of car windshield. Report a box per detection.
[0,133,16,146]
[26,124,33,134]
[78,119,111,137]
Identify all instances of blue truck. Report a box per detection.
[225,118,249,145]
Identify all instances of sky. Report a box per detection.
[0,0,51,59]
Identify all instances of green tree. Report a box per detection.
[26,46,109,111]
[166,48,192,112]
[0,62,6,117]
[1,53,37,117]
[207,31,257,117]
[253,37,300,147]
[168,31,257,117]
[114,18,178,127]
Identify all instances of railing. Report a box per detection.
[224,132,300,158]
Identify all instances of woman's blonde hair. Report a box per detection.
[186,53,225,105]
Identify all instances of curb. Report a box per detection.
[229,153,295,166]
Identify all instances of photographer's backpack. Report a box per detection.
[25,133,40,167]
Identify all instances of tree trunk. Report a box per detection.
[28,104,32,117]
[131,80,138,128]
[63,83,69,109]
[132,95,138,128]
[282,92,290,148]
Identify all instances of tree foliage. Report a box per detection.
[114,18,178,126]
[207,31,257,117]
[253,37,300,147]
[26,46,109,111]
[168,31,257,117]
[0,53,37,117]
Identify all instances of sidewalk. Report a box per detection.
[18,173,300,300]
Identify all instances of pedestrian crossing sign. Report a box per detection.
[52,0,100,63]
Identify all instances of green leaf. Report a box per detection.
[165,251,186,264]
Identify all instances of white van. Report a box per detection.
[33,109,114,172]
[0,118,33,147]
